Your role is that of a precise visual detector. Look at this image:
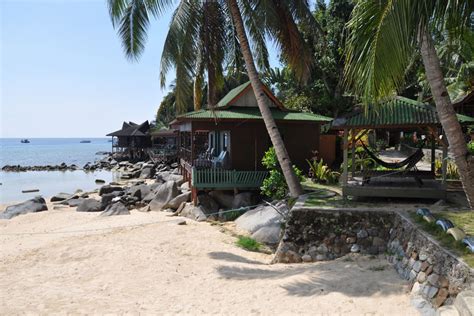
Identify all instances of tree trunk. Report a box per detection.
[227,0,304,198]
[204,0,218,108]
[419,27,474,209]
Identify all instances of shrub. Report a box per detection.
[307,158,340,184]
[260,147,303,199]
[468,141,474,155]
[236,236,261,251]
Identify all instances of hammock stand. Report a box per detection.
[359,142,426,187]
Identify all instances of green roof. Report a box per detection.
[217,81,251,108]
[177,107,332,122]
[332,97,474,128]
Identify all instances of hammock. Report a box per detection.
[360,142,424,170]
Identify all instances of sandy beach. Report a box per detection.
[0,201,417,315]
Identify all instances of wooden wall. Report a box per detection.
[190,120,321,172]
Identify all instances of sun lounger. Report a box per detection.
[462,237,474,252]
[447,227,466,241]
[435,219,454,232]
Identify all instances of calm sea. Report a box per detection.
[0,138,118,204]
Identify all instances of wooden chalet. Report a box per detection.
[148,128,179,163]
[106,121,151,160]
[172,81,333,202]
[332,96,474,200]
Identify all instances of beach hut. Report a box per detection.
[106,121,151,160]
[171,81,333,202]
[331,97,474,200]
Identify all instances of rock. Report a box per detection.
[438,276,449,289]
[99,185,123,196]
[235,204,284,234]
[285,250,302,263]
[316,244,329,254]
[167,192,191,210]
[435,305,459,316]
[176,219,187,225]
[100,202,130,216]
[372,237,385,247]
[454,290,474,316]
[209,190,234,209]
[232,192,254,209]
[434,288,449,308]
[413,261,422,272]
[357,229,368,239]
[420,261,429,272]
[138,205,151,212]
[197,194,219,214]
[302,254,312,263]
[139,167,155,179]
[251,224,281,244]
[346,236,357,244]
[179,203,207,222]
[424,286,439,299]
[411,282,422,295]
[350,244,360,253]
[50,192,71,202]
[149,181,179,211]
[419,252,428,261]
[427,273,440,287]
[0,197,48,219]
[76,199,102,212]
[66,198,85,207]
[180,182,190,192]
[417,271,427,283]
[128,184,151,200]
[100,191,123,209]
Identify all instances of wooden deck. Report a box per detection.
[343,178,446,199]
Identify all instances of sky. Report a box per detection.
[1,0,281,138]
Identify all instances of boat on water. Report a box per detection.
[20,139,30,143]
[80,140,91,143]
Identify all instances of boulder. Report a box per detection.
[167,192,191,210]
[99,185,124,196]
[100,191,123,209]
[76,199,102,212]
[139,167,155,179]
[235,204,284,234]
[50,192,71,202]
[128,184,151,200]
[0,197,48,219]
[66,198,85,207]
[209,191,234,209]
[149,181,179,211]
[197,194,219,214]
[179,203,207,222]
[100,202,130,216]
[180,182,190,192]
[232,192,254,209]
[251,223,282,244]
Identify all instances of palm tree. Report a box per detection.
[344,0,474,208]
[107,0,318,198]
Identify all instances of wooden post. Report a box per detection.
[442,135,448,185]
[431,137,436,173]
[351,129,356,179]
[342,128,349,192]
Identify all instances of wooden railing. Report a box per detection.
[191,168,268,189]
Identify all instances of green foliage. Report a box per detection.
[261,147,303,199]
[468,141,474,154]
[236,236,261,252]
[307,159,340,184]
[347,146,376,172]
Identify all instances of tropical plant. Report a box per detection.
[344,0,474,209]
[307,158,340,184]
[468,141,474,155]
[261,147,303,200]
[108,0,316,198]
[347,146,376,172]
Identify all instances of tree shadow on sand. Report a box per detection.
[208,251,265,265]
[216,257,408,298]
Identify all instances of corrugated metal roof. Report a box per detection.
[332,97,474,128]
[177,107,332,122]
[217,81,251,108]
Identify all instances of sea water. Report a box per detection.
[0,138,118,204]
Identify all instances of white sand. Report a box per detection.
[0,202,417,315]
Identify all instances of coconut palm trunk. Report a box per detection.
[228,0,304,198]
[419,27,474,208]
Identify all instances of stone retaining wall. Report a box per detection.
[274,208,473,309]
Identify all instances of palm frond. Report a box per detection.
[344,0,416,102]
